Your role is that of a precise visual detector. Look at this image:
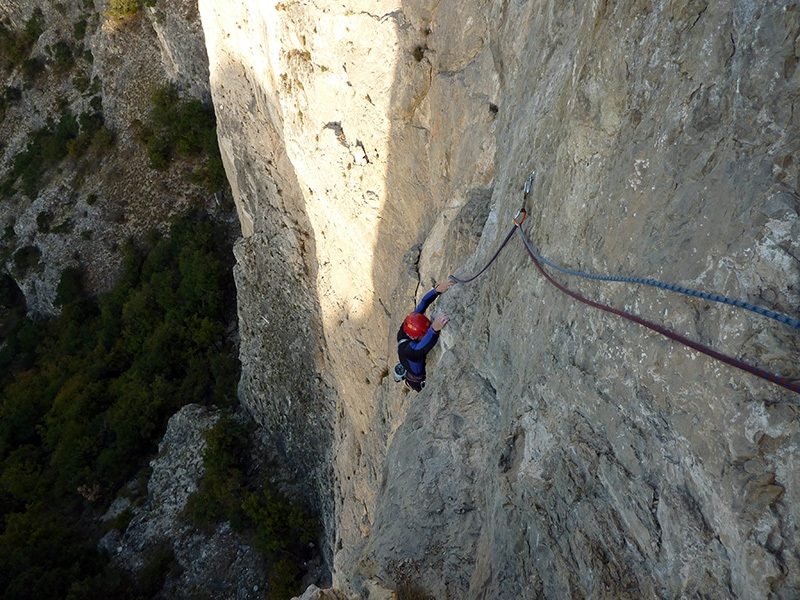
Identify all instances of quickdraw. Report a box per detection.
[448,175,800,396]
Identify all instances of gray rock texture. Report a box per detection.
[291,584,354,600]
[111,404,269,600]
[202,0,800,598]
[143,0,211,102]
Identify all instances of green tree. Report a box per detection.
[242,488,317,555]
[142,84,227,191]
[0,213,240,595]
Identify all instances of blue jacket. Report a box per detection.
[397,288,440,381]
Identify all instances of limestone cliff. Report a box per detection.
[200,0,800,598]
[101,405,269,600]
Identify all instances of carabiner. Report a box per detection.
[516,172,534,226]
[523,172,536,199]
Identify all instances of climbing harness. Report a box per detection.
[448,174,800,396]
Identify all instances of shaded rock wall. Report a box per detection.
[198,0,500,562]
[200,0,800,597]
[364,1,800,598]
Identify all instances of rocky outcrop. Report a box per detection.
[203,0,800,598]
[106,404,269,599]
[292,584,353,600]
[143,0,210,102]
[0,0,219,314]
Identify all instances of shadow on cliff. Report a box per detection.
[352,1,514,596]
[357,1,800,598]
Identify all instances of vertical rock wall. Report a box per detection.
[200,0,800,597]
[198,0,500,570]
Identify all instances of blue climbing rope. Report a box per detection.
[517,226,800,396]
[447,173,800,396]
[522,173,800,331]
[526,238,800,331]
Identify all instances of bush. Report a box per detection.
[141,84,226,191]
[73,18,87,41]
[0,272,24,314]
[106,0,143,23]
[7,113,79,197]
[242,488,317,555]
[184,413,320,595]
[0,504,97,600]
[136,542,181,597]
[55,267,85,307]
[21,56,44,81]
[146,134,169,170]
[108,506,134,532]
[90,125,114,153]
[190,128,227,191]
[51,218,73,234]
[66,565,134,600]
[6,108,111,198]
[172,99,216,156]
[269,557,303,600]
[5,85,21,103]
[67,112,105,158]
[183,415,249,529]
[73,72,90,93]
[36,210,53,233]
[0,8,44,71]
[51,40,75,72]
[0,85,22,121]
[11,245,41,276]
[42,114,79,161]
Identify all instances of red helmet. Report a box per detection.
[403,313,431,338]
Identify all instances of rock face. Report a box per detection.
[108,404,269,599]
[200,0,800,598]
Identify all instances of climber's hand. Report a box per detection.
[435,279,455,294]
[431,313,450,332]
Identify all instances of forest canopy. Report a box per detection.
[0,213,239,599]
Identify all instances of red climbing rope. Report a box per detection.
[449,214,800,396]
[517,227,800,396]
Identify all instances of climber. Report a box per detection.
[394,279,455,391]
